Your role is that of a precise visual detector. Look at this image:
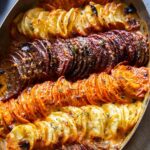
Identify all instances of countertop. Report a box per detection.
[0,0,150,150]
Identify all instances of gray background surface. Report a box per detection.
[0,0,150,150]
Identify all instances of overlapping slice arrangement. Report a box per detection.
[0,65,149,138]
[6,102,143,150]
[13,2,139,39]
[0,30,149,101]
[0,0,149,150]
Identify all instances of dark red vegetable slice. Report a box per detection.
[0,30,149,101]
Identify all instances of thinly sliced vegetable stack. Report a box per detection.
[6,102,142,150]
[13,2,139,39]
[0,65,149,137]
[0,30,149,101]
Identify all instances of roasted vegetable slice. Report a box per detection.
[0,31,149,101]
[0,65,149,137]
[13,2,140,39]
[6,102,143,150]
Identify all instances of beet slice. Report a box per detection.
[0,30,148,101]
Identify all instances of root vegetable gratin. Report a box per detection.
[0,0,149,149]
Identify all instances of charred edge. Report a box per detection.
[19,140,30,150]
[0,69,5,75]
[143,72,148,77]
[21,43,32,52]
[0,84,3,88]
[127,18,140,29]
[89,4,98,16]
[124,4,137,14]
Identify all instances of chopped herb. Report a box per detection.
[28,22,34,32]
[71,45,78,53]
[58,88,63,93]
[99,39,105,46]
